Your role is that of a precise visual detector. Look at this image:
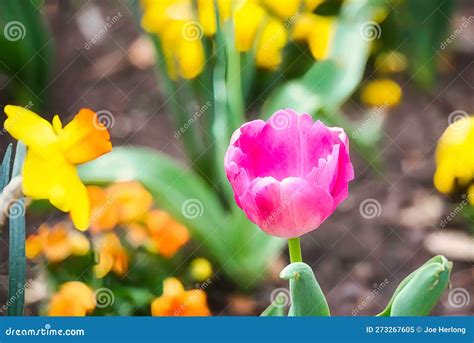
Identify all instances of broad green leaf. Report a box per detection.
[280,262,330,316]
[378,255,452,316]
[260,292,287,317]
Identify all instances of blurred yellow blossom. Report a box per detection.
[146,210,190,258]
[26,223,90,263]
[375,51,408,74]
[48,281,95,316]
[360,79,402,108]
[140,0,338,76]
[190,257,213,281]
[3,106,112,230]
[434,115,474,195]
[293,14,336,60]
[94,233,129,278]
[151,277,210,316]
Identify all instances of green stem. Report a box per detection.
[288,238,302,263]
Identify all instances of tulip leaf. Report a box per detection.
[0,143,13,192]
[378,255,452,316]
[79,147,284,289]
[7,142,27,316]
[260,292,287,317]
[280,262,330,316]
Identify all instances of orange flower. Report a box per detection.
[94,233,128,278]
[48,281,96,316]
[151,278,210,316]
[88,186,118,233]
[108,182,153,223]
[26,222,90,262]
[87,182,153,232]
[146,210,190,258]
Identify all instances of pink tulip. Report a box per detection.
[224,109,354,238]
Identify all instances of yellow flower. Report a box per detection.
[151,278,211,316]
[434,115,474,194]
[293,14,336,60]
[190,257,213,281]
[26,222,90,263]
[374,51,407,74]
[256,18,287,70]
[94,233,128,278]
[48,281,96,316]
[234,1,266,52]
[360,79,402,108]
[262,0,300,18]
[3,106,112,230]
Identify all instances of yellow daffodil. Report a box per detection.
[360,79,402,108]
[190,257,213,281]
[262,0,300,18]
[94,233,128,278]
[434,115,474,195]
[3,106,112,230]
[151,278,211,316]
[140,0,338,76]
[48,281,96,316]
[256,18,287,70]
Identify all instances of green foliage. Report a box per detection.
[0,0,53,110]
[378,255,452,316]
[280,262,330,316]
[260,293,286,317]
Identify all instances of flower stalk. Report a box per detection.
[288,238,302,263]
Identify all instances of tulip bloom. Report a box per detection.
[224,109,354,238]
[3,106,112,230]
